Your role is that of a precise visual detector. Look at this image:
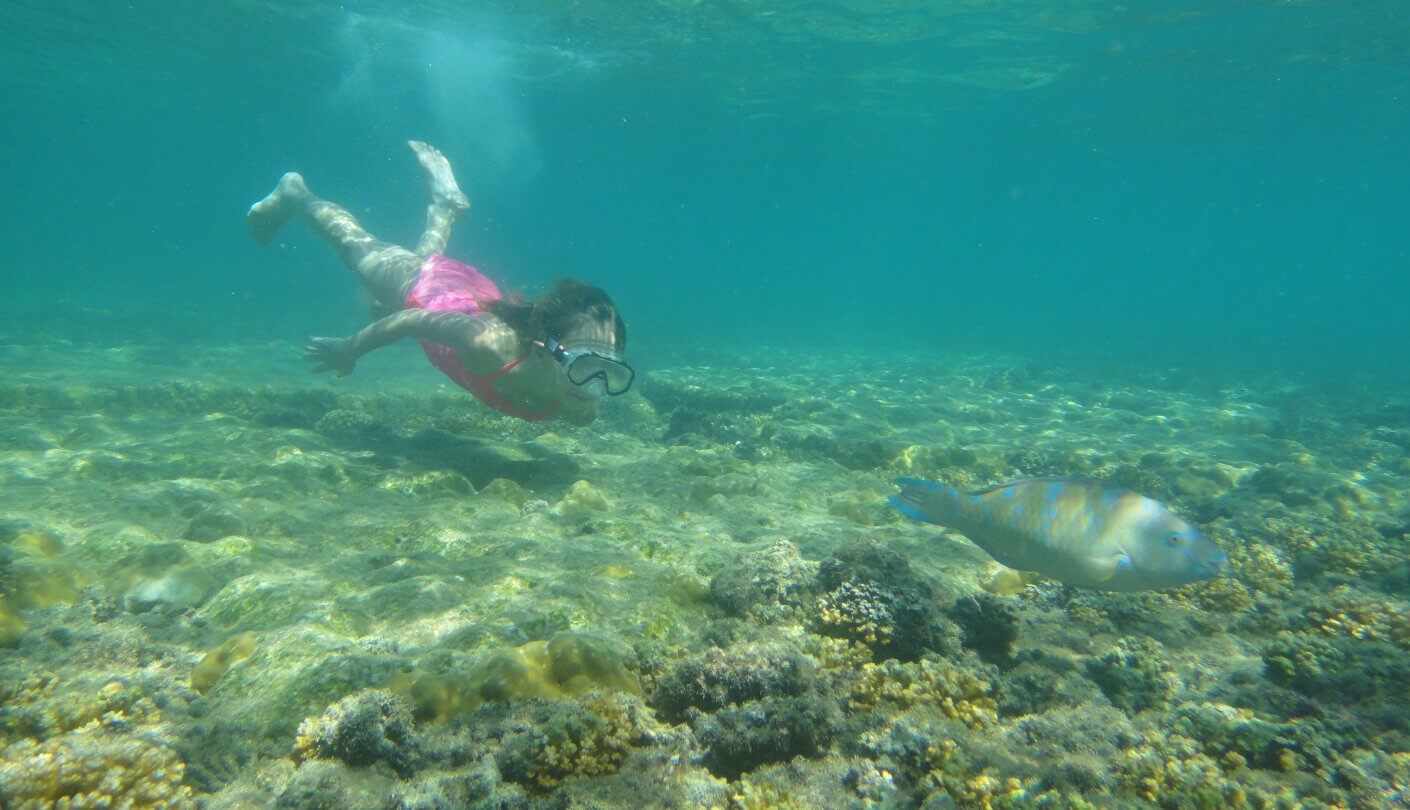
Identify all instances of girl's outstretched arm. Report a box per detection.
[304,310,490,376]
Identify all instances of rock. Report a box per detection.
[125,566,215,613]
[186,505,245,543]
[651,643,815,724]
[948,593,1020,665]
[709,541,816,622]
[694,696,837,779]
[553,480,609,521]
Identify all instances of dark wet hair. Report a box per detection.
[487,279,626,350]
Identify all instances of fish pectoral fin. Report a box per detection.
[1077,553,1128,583]
[983,566,1027,595]
[982,566,1044,596]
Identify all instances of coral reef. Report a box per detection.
[651,642,815,723]
[848,655,998,730]
[292,689,418,776]
[813,580,895,646]
[813,540,960,661]
[0,669,174,748]
[995,648,1098,718]
[271,759,390,809]
[1259,627,1409,720]
[948,593,1021,664]
[4,337,1410,807]
[390,757,529,809]
[0,723,194,808]
[859,716,1043,807]
[1304,585,1410,648]
[1171,702,1343,775]
[1261,630,1349,695]
[495,691,650,791]
[1115,733,1254,807]
[648,638,844,780]
[1007,704,1137,793]
[1085,636,1177,714]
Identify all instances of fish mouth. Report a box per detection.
[1195,551,1230,578]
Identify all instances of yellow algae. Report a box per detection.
[476,640,563,700]
[15,530,64,558]
[10,560,87,610]
[600,563,633,579]
[545,631,641,696]
[0,597,24,646]
[665,573,709,604]
[399,672,480,723]
[400,631,640,722]
[403,642,559,722]
[191,631,259,694]
[1306,586,1410,647]
[213,535,254,556]
[3,528,86,613]
[805,635,875,671]
[1181,576,1254,614]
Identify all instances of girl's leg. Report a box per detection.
[408,140,470,258]
[247,173,421,308]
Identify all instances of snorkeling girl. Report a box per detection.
[246,141,632,426]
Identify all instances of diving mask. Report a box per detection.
[545,338,635,396]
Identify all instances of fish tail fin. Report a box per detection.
[890,477,962,526]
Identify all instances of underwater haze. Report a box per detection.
[3,1,1410,807]
[4,1,1408,369]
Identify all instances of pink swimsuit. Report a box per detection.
[403,254,558,421]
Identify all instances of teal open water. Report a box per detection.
[2,2,1409,807]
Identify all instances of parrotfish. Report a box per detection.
[889,477,1228,592]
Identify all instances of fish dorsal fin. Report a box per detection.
[968,476,1110,496]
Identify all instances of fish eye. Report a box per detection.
[1167,533,1184,547]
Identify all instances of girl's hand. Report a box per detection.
[304,336,357,377]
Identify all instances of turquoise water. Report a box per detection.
[3,2,1410,807]
[4,2,1408,369]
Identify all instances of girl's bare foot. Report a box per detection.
[247,172,310,245]
[409,141,470,213]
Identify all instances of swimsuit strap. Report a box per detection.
[479,354,526,380]
[461,352,561,421]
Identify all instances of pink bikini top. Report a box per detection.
[402,254,560,422]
